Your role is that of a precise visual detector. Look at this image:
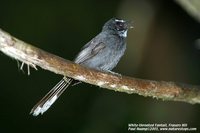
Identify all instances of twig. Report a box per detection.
[0,28,200,104]
[176,0,200,23]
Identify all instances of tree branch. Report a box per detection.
[1,28,200,104]
[176,0,200,23]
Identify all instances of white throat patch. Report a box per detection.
[119,30,127,38]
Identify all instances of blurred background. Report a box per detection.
[0,0,200,132]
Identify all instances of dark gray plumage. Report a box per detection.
[30,18,132,116]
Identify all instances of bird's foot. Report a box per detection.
[105,70,121,77]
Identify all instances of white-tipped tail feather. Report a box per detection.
[30,77,72,116]
[32,95,57,116]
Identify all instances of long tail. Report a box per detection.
[30,77,73,116]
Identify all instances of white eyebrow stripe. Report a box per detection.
[115,19,125,22]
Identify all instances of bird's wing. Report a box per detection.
[74,41,106,64]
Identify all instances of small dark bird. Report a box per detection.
[30,18,132,116]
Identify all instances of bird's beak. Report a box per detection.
[125,20,134,29]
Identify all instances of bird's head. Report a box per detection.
[102,18,133,38]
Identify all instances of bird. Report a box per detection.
[30,18,133,116]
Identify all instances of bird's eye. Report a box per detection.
[115,22,124,31]
[116,22,123,27]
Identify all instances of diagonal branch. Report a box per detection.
[0,28,200,104]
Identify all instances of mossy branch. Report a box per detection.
[1,28,200,104]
